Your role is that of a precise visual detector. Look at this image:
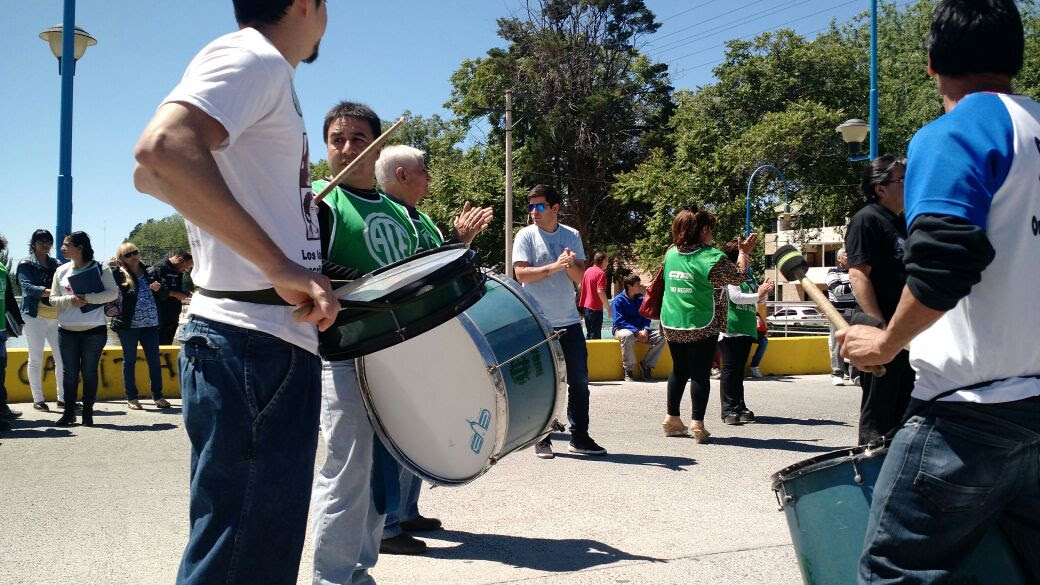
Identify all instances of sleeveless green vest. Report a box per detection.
[315,180,417,272]
[727,281,759,337]
[660,246,725,330]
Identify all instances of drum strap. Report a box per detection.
[196,288,290,306]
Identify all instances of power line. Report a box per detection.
[654,0,816,55]
[646,0,778,47]
[657,0,723,24]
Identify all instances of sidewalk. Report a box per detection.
[0,374,860,585]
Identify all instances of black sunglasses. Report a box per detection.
[123,250,140,258]
[528,203,547,212]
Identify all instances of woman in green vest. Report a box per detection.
[660,210,756,442]
[718,240,774,426]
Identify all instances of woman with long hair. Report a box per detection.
[659,210,756,442]
[110,242,169,410]
[48,232,118,426]
[15,229,65,411]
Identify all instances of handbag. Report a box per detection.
[638,263,665,320]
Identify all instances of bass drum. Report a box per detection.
[357,274,566,485]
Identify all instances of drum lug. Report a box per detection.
[851,458,864,485]
[773,489,792,511]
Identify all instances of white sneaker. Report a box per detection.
[750,367,763,378]
[710,368,721,380]
[831,375,845,386]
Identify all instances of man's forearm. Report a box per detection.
[848,267,883,321]
[514,263,560,283]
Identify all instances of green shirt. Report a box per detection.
[726,281,759,337]
[315,180,418,272]
[660,246,725,331]
[412,210,444,252]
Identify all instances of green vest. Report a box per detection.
[412,210,444,252]
[726,281,759,337]
[315,180,418,272]
[660,246,726,330]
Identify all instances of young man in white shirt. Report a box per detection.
[133,1,336,583]
[512,184,606,458]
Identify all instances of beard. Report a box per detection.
[303,41,320,64]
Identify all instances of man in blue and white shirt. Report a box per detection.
[840,0,1040,582]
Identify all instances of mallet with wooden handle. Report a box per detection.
[773,244,886,377]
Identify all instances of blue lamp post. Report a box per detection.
[745,164,790,236]
[39,2,96,260]
[837,0,879,161]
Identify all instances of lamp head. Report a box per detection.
[39,25,96,63]
[774,244,809,282]
[836,119,869,158]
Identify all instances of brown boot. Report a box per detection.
[662,416,689,437]
[690,421,711,444]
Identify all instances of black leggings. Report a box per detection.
[667,337,718,420]
[718,335,753,418]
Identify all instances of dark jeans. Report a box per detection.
[860,396,1040,584]
[582,308,603,340]
[666,337,717,420]
[58,326,107,408]
[718,336,753,418]
[557,322,591,437]
[859,349,915,445]
[116,326,163,401]
[176,317,321,585]
[0,331,8,410]
[750,333,768,367]
[158,323,179,346]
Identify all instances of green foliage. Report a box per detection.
[125,215,189,266]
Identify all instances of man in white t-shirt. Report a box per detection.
[512,184,606,459]
[133,2,336,583]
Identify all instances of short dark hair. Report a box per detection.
[672,209,717,248]
[173,251,193,262]
[622,274,641,288]
[527,184,562,207]
[323,101,381,144]
[0,234,7,253]
[65,231,94,262]
[593,251,608,265]
[29,229,54,251]
[928,0,1023,78]
[860,154,906,203]
[234,0,321,27]
[723,238,740,262]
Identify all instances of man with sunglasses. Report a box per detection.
[513,184,607,459]
[149,251,194,345]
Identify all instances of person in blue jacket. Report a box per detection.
[611,274,665,383]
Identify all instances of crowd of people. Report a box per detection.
[1,0,1035,584]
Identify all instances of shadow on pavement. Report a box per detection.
[423,529,664,570]
[753,415,850,427]
[554,451,696,471]
[0,419,75,439]
[708,436,846,453]
[89,422,179,432]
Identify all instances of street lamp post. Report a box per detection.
[39,1,96,259]
[745,164,790,236]
[837,0,879,162]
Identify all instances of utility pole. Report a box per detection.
[504,90,514,279]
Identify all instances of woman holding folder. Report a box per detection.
[49,232,117,426]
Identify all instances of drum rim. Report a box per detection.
[770,442,887,490]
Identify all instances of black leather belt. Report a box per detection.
[196,288,290,306]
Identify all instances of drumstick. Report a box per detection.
[312,116,407,205]
[773,244,886,377]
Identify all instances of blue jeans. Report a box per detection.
[557,322,591,437]
[859,396,1040,584]
[582,308,603,339]
[115,326,163,400]
[750,333,768,367]
[176,317,321,585]
[383,464,423,539]
[57,326,107,407]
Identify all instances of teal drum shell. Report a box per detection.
[458,276,565,456]
[771,445,1027,585]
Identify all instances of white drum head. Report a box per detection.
[342,248,468,302]
[357,316,502,483]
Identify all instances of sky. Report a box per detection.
[0,0,876,261]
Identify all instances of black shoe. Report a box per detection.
[379,533,427,555]
[33,402,50,412]
[639,361,653,380]
[400,515,442,532]
[0,408,23,420]
[57,400,64,409]
[81,408,94,427]
[624,369,637,382]
[568,435,607,456]
[55,412,76,427]
[57,401,83,412]
[739,410,755,423]
[534,437,554,459]
[723,414,743,425]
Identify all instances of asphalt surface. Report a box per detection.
[1,374,862,585]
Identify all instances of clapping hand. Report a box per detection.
[555,248,576,269]
[453,201,494,245]
[738,233,759,255]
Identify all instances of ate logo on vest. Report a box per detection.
[364,213,413,265]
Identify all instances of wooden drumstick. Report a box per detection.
[312,116,407,205]
[773,244,887,377]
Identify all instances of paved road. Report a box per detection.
[1,374,861,585]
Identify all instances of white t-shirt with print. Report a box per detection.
[161,28,323,353]
[512,223,585,328]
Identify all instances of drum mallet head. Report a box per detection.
[775,244,809,283]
